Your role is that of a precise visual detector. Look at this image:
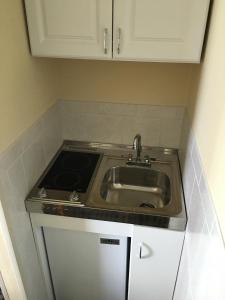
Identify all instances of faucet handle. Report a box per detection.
[128,153,133,161]
[144,155,150,164]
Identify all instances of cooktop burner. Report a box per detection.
[39,151,100,192]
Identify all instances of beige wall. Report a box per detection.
[0,0,193,155]
[0,0,59,152]
[59,59,192,106]
[188,0,225,239]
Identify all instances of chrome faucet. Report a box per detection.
[127,134,151,167]
[133,134,142,161]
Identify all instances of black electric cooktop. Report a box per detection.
[39,151,100,193]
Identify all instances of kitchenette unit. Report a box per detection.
[26,138,186,300]
[2,1,225,300]
[22,1,211,296]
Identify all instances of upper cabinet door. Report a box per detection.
[25,0,112,59]
[113,0,210,62]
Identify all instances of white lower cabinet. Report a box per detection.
[31,214,184,300]
[128,225,184,300]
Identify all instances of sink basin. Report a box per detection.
[100,166,171,209]
[87,148,185,230]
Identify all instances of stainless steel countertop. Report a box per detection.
[26,140,187,231]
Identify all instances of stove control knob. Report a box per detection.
[69,191,80,202]
[38,187,47,198]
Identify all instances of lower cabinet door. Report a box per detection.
[43,227,128,300]
[128,226,184,300]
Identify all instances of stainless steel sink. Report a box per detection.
[88,150,183,220]
[100,166,170,209]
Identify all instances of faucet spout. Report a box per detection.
[133,134,142,161]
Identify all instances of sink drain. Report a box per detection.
[139,203,155,208]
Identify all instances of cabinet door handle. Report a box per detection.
[139,242,143,259]
[138,243,152,259]
[117,28,122,54]
[103,28,108,54]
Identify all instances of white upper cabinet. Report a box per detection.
[25,0,210,62]
[25,0,112,59]
[113,0,210,62]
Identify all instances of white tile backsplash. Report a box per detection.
[198,176,215,233]
[22,137,46,190]
[0,103,62,300]
[40,102,62,163]
[191,139,203,185]
[175,111,225,300]
[159,118,183,148]
[59,100,185,148]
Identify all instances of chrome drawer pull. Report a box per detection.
[103,28,108,54]
[117,28,122,54]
